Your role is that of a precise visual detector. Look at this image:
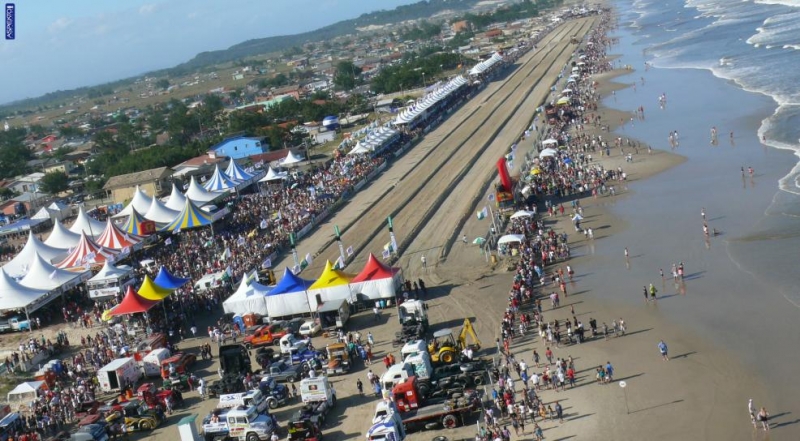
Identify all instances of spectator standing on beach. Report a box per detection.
[757,407,770,431]
[658,340,669,361]
[748,399,757,428]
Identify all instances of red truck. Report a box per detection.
[243,324,289,349]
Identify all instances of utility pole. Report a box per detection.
[289,232,300,273]
[387,216,398,255]
[334,225,346,266]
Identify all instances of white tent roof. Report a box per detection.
[31,207,58,222]
[497,234,525,245]
[20,251,88,291]
[0,268,52,312]
[143,196,180,224]
[203,164,239,192]
[226,160,255,182]
[7,381,45,402]
[539,148,558,158]
[44,218,82,249]
[281,150,305,165]
[89,261,133,283]
[510,210,535,219]
[69,207,105,238]
[222,276,271,316]
[2,232,67,278]
[259,167,288,182]
[184,176,219,204]
[111,186,153,219]
[164,182,188,212]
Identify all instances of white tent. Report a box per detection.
[7,381,45,403]
[222,276,271,316]
[2,232,67,278]
[539,148,558,158]
[89,261,132,284]
[184,176,220,204]
[31,207,58,223]
[164,182,188,212]
[259,167,288,183]
[70,207,105,238]
[32,201,70,223]
[497,234,525,245]
[281,150,305,166]
[20,251,89,292]
[87,261,134,300]
[143,196,180,224]
[0,268,53,314]
[542,139,558,145]
[44,219,82,249]
[111,186,153,219]
[510,210,535,219]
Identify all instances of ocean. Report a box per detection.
[577,0,800,414]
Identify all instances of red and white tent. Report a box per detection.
[95,219,142,250]
[349,253,403,301]
[55,232,120,269]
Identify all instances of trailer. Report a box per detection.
[97,358,141,392]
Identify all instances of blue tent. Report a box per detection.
[154,266,191,289]
[265,268,314,317]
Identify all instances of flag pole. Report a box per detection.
[387,216,398,256]
[290,233,300,272]
[334,225,346,267]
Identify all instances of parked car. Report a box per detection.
[298,321,321,337]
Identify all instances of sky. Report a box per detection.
[0,0,419,105]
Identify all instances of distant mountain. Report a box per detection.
[166,0,480,75]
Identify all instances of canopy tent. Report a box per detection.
[111,186,153,219]
[31,206,64,223]
[2,232,67,277]
[497,234,525,245]
[306,260,356,311]
[259,167,288,182]
[95,219,141,250]
[137,274,172,301]
[120,207,151,236]
[69,207,106,238]
[222,276,271,316]
[469,52,504,76]
[89,261,133,285]
[164,183,188,212]
[7,381,46,403]
[0,218,49,236]
[542,139,558,145]
[203,165,239,192]
[510,210,535,219]
[0,268,53,314]
[108,286,159,316]
[153,267,190,290]
[20,251,90,292]
[55,232,120,269]
[394,76,467,126]
[44,219,82,249]
[264,268,314,318]
[539,148,558,158]
[280,150,305,166]
[226,160,255,182]
[349,253,402,301]
[161,198,215,231]
[184,176,220,204]
[556,97,570,105]
[143,196,180,225]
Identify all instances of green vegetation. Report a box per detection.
[39,171,70,195]
[333,61,360,91]
[400,21,442,42]
[462,0,560,29]
[370,53,468,94]
[0,128,33,179]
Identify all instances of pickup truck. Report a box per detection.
[262,360,302,383]
[202,405,279,441]
[244,324,289,349]
[0,316,30,332]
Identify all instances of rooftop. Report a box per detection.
[103,166,172,190]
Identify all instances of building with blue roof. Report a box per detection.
[209,136,268,160]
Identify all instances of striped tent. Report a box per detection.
[55,232,120,269]
[225,160,254,182]
[96,219,142,250]
[184,176,219,204]
[143,196,180,225]
[161,198,215,231]
[202,165,239,192]
[121,207,150,236]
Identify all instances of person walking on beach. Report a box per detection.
[658,340,669,361]
[643,285,649,303]
[649,283,658,301]
[757,407,770,431]
[420,255,427,269]
[748,399,757,428]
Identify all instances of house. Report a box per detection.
[208,136,268,160]
[9,173,45,194]
[314,130,336,144]
[102,166,173,204]
[43,160,75,175]
[172,153,227,178]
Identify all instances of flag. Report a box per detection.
[300,259,308,270]
[121,246,131,256]
[476,207,487,220]
[220,248,231,261]
[204,239,213,248]
[381,249,391,259]
[260,219,268,229]
[173,227,181,234]
[225,266,232,278]
[49,270,57,281]
[247,228,258,238]
[292,264,301,275]
[237,236,246,246]
[346,246,354,257]
[262,258,272,269]
[334,256,345,270]
[487,193,495,202]
[390,236,398,255]
[165,238,172,246]
[304,253,313,266]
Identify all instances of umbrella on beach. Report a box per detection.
[473,237,486,245]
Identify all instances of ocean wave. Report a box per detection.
[755,0,800,7]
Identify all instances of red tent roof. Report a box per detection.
[351,253,399,282]
[96,219,141,250]
[55,232,120,269]
[109,286,159,316]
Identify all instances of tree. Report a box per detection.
[334,61,359,91]
[0,128,33,179]
[39,171,70,195]
[156,79,171,90]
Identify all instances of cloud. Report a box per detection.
[48,17,73,34]
[139,4,157,15]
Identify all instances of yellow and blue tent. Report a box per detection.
[121,207,149,236]
[137,274,173,301]
[161,198,214,231]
